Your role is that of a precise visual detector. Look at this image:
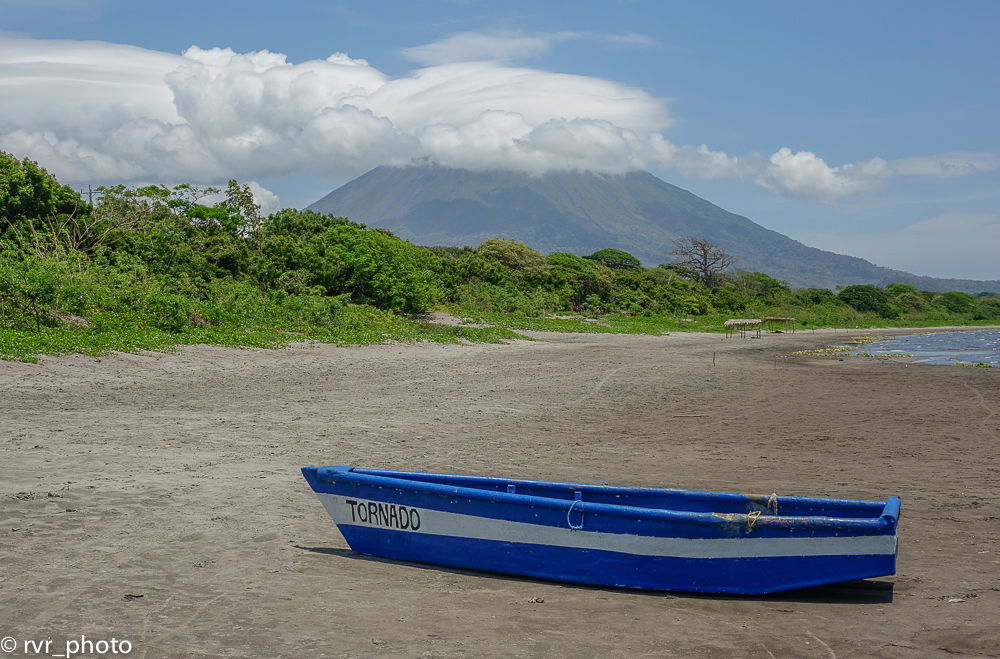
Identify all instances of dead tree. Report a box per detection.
[669,236,735,288]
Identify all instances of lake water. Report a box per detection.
[851,329,1000,366]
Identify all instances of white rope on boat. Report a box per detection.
[567,499,584,530]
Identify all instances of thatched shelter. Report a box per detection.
[724,318,762,338]
[763,316,795,333]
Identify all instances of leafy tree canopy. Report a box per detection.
[585,248,641,270]
[886,283,918,296]
[731,271,790,299]
[1,152,84,226]
[476,238,550,279]
[838,284,899,318]
[935,291,977,313]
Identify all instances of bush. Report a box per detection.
[733,271,791,300]
[886,283,918,296]
[545,252,613,308]
[710,286,750,313]
[838,285,899,318]
[322,225,441,314]
[795,288,840,306]
[477,238,550,281]
[894,291,927,311]
[934,291,977,314]
[973,299,1000,320]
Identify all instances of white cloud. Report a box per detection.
[666,144,758,180]
[0,35,994,203]
[0,36,676,183]
[811,212,1000,280]
[400,31,567,65]
[247,182,281,215]
[891,151,1000,178]
[400,30,656,66]
[603,32,661,48]
[757,148,890,200]
[198,181,282,215]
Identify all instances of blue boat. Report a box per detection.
[301,466,900,594]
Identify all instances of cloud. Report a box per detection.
[758,148,890,200]
[667,144,758,180]
[603,32,662,48]
[198,181,282,215]
[400,30,657,66]
[810,212,1000,280]
[400,31,567,65]
[246,182,281,215]
[891,151,1000,178]
[757,148,999,201]
[0,35,994,203]
[0,37,677,183]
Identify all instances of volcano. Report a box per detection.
[307,165,999,292]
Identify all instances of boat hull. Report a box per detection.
[302,466,899,595]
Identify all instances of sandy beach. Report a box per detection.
[2,328,998,657]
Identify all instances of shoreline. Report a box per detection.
[2,329,998,656]
[4,321,1000,369]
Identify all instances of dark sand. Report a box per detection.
[2,328,999,657]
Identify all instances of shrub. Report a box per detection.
[710,286,750,313]
[886,283,918,296]
[545,252,613,308]
[934,291,977,314]
[838,285,899,318]
[795,288,840,306]
[477,238,550,281]
[894,291,927,311]
[322,224,441,314]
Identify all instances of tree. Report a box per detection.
[838,285,898,318]
[668,236,734,288]
[546,252,613,308]
[322,223,441,314]
[731,271,790,300]
[476,238,550,280]
[1,152,89,253]
[885,283,918,297]
[585,248,641,270]
[935,291,977,314]
[0,152,83,228]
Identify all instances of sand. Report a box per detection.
[2,328,999,657]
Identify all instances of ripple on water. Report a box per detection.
[846,330,1000,367]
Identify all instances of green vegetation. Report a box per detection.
[0,153,521,361]
[2,150,999,362]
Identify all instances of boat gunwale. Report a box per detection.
[309,466,899,534]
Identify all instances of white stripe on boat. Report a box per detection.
[316,494,896,559]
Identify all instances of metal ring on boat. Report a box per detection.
[567,499,584,530]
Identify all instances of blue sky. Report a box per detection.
[2,0,998,279]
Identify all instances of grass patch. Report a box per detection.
[791,346,853,357]
[450,311,731,335]
[0,305,525,363]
